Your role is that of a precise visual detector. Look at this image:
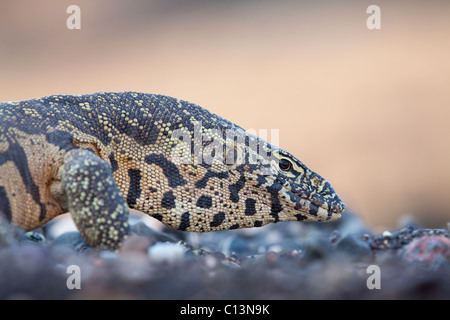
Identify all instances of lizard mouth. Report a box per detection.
[290,193,345,222]
[308,201,343,222]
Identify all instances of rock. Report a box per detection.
[335,233,373,262]
[329,230,342,245]
[0,214,25,247]
[147,242,185,264]
[303,237,334,260]
[120,234,152,255]
[225,236,254,257]
[382,231,392,237]
[24,231,46,243]
[400,235,450,270]
[53,232,91,252]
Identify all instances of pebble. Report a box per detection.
[120,234,152,255]
[147,242,185,263]
[400,235,450,270]
[335,233,373,262]
[220,259,240,269]
[303,237,334,260]
[204,254,219,269]
[24,231,46,243]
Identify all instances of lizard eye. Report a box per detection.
[279,159,292,171]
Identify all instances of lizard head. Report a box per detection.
[264,148,346,223]
[227,138,347,228]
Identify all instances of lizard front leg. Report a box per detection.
[60,149,129,249]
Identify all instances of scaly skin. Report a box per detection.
[0,92,346,249]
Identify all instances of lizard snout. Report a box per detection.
[311,180,346,214]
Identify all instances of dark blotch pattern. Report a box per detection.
[161,191,176,209]
[179,212,190,231]
[145,154,187,188]
[0,187,12,222]
[0,139,46,221]
[266,183,283,222]
[295,214,308,221]
[229,175,246,203]
[294,202,302,210]
[254,175,267,188]
[308,203,319,216]
[210,211,225,227]
[45,130,74,151]
[253,221,263,227]
[244,198,257,216]
[108,152,119,172]
[196,195,212,209]
[195,170,229,189]
[127,169,142,207]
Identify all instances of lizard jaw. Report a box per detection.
[286,191,346,222]
[311,197,346,222]
[304,200,343,222]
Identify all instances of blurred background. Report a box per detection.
[1,0,449,231]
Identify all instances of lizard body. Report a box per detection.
[0,92,346,249]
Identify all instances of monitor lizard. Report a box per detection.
[0,92,346,249]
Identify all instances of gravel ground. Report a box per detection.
[0,212,449,300]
